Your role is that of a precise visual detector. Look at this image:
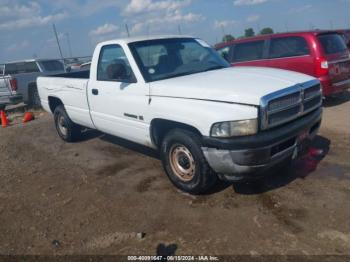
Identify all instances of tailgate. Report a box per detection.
[327,53,350,84]
[318,33,350,84]
[0,76,14,97]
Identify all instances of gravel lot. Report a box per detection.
[0,93,350,256]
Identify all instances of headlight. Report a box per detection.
[211,119,258,137]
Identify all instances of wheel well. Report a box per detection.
[48,97,63,113]
[150,119,202,148]
[27,82,37,104]
[28,82,37,93]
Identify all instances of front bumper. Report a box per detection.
[201,108,322,181]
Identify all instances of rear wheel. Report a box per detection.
[54,105,81,142]
[29,85,41,108]
[160,129,217,194]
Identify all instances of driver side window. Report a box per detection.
[97,45,134,82]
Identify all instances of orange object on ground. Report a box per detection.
[23,112,35,123]
[0,110,9,128]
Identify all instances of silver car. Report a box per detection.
[0,59,66,108]
[0,75,22,110]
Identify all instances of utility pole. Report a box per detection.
[178,24,182,35]
[220,25,225,37]
[257,22,261,34]
[52,23,64,61]
[309,22,314,30]
[284,22,289,32]
[125,24,130,37]
[65,32,73,58]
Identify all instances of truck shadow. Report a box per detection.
[78,129,160,158]
[323,91,350,107]
[100,134,160,159]
[232,135,330,195]
[79,129,104,142]
[155,243,178,257]
[79,129,330,196]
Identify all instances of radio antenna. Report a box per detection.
[125,24,130,37]
[53,23,64,60]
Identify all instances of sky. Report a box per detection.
[0,0,350,62]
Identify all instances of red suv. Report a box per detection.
[216,31,350,96]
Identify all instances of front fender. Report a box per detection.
[149,97,258,136]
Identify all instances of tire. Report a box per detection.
[29,85,41,108]
[54,105,81,142]
[160,129,217,194]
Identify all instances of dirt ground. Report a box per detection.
[0,93,350,257]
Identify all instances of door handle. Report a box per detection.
[92,89,99,95]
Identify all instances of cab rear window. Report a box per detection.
[269,36,310,58]
[232,40,264,62]
[318,34,348,54]
[4,62,39,74]
[40,60,65,71]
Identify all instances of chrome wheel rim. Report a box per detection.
[57,115,68,136]
[169,144,195,182]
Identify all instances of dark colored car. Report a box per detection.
[216,31,350,96]
[336,29,350,49]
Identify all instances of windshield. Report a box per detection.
[129,38,230,82]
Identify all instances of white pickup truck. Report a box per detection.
[38,35,323,194]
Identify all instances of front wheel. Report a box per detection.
[160,129,217,194]
[54,105,81,142]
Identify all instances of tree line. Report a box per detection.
[222,27,274,42]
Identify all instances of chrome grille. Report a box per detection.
[268,92,300,111]
[260,80,322,130]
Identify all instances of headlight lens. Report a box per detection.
[211,119,258,137]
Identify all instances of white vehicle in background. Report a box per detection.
[0,59,66,108]
[37,36,323,194]
[79,62,91,70]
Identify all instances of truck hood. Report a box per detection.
[150,67,315,106]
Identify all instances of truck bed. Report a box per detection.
[37,70,94,129]
[50,70,90,79]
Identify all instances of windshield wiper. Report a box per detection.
[203,65,226,72]
[158,66,226,81]
[167,70,200,78]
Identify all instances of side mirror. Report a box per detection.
[119,75,137,84]
[66,66,72,72]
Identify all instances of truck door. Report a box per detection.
[87,44,151,146]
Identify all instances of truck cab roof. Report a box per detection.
[98,35,194,46]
